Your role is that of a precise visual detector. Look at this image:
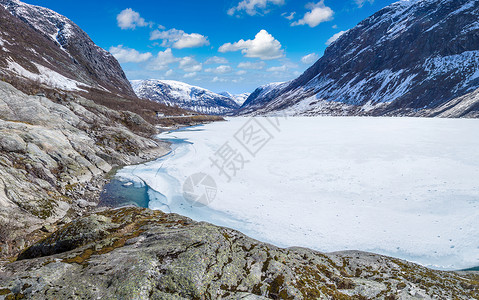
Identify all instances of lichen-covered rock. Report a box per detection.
[0,207,477,299]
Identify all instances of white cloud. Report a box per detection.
[267,65,288,72]
[150,28,209,49]
[219,30,284,60]
[109,45,152,63]
[355,0,374,8]
[281,12,296,20]
[301,53,319,64]
[175,33,210,49]
[237,70,247,75]
[146,49,202,74]
[205,56,229,64]
[184,72,197,78]
[205,65,233,74]
[291,1,334,28]
[237,61,266,69]
[148,48,180,70]
[212,76,227,83]
[228,0,285,16]
[117,8,150,30]
[326,30,347,45]
[179,57,203,72]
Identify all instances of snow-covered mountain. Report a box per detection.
[131,79,241,115]
[240,0,479,118]
[218,92,250,106]
[0,0,135,98]
[238,82,288,115]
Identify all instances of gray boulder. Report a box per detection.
[0,133,26,153]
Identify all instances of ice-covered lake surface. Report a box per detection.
[117,117,479,270]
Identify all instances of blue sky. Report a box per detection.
[27,0,397,94]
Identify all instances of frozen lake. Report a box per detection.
[117,117,479,270]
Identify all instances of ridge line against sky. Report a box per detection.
[25,0,398,94]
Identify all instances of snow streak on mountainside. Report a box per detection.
[131,79,240,115]
[218,92,250,106]
[240,0,479,117]
[0,0,135,97]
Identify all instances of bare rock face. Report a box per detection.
[418,84,479,117]
[0,81,169,256]
[0,207,477,299]
[240,0,479,117]
[0,133,26,152]
[0,0,216,259]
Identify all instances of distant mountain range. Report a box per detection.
[239,0,479,118]
[2,0,479,118]
[131,79,249,115]
[217,92,250,106]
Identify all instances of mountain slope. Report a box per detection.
[240,0,479,117]
[239,82,288,114]
[0,0,135,98]
[131,79,240,115]
[218,91,250,106]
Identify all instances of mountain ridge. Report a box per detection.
[0,0,135,98]
[239,0,479,117]
[132,79,241,115]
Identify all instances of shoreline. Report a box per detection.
[0,120,215,263]
[2,205,478,299]
[94,120,219,211]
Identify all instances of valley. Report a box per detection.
[0,0,478,298]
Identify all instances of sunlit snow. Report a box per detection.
[117,117,479,270]
[6,59,87,91]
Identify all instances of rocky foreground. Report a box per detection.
[0,207,476,299]
[0,79,170,257]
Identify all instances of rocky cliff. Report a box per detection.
[0,1,477,298]
[239,0,479,117]
[0,80,170,257]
